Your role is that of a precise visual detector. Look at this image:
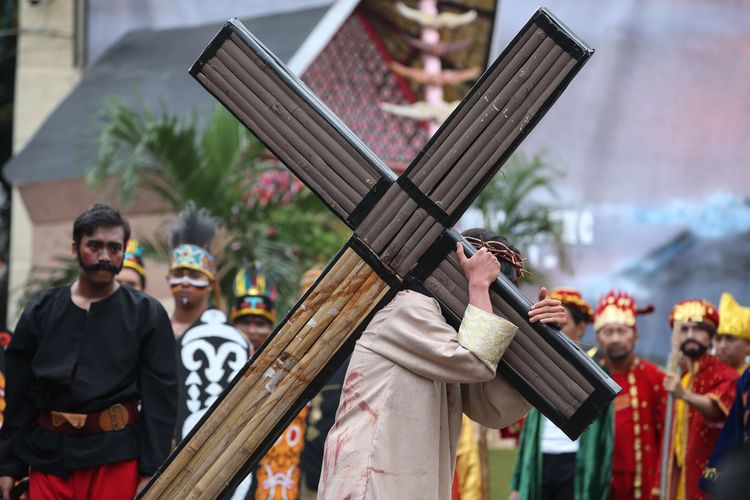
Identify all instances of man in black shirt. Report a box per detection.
[0,204,177,500]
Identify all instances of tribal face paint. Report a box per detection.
[169,277,212,289]
[168,268,212,308]
[75,227,126,286]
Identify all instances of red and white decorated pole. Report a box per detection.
[420,0,443,135]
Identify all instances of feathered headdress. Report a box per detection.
[169,202,218,279]
[123,239,146,278]
[231,266,278,323]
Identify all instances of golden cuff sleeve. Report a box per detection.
[458,305,517,364]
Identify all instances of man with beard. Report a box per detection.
[664,299,738,500]
[0,204,177,499]
[713,293,750,374]
[593,291,666,500]
[510,288,614,500]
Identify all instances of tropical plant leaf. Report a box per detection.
[470,151,567,281]
[80,97,347,318]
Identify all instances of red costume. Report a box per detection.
[29,460,139,500]
[610,357,666,500]
[667,353,737,500]
[594,291,663,500]
[666,300,739,500]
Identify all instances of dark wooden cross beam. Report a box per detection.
[141,8,619,499]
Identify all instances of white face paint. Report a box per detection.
[169,276,211,288]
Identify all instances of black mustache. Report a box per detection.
[681,339,705,349]
[77,251,122,275]
[80,261,120,274]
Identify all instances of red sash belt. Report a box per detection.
[38,402,139,435]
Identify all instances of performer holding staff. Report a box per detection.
[663,300,738,500]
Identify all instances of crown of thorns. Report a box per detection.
[464,236,530,278]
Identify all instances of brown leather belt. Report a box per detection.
[38,402,139,435]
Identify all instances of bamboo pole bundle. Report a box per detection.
[191,271,389,498]
[389,47,567,261]
[358,27,548,242]
[413,36,558,196]
[196,70,350,217]
[394,220,444,275]
[426,45,566,202]
[407,26,546,188]
[226,33,384,183]
[424,275,465,315]
[381,206,429,263]
[144,249,367,498]
[359,25,581,259]
[486,290,593,395]
[437,52,574,213]
[501,348,576,416]
[185,261,374,495]
[206,62,360,211]
[200,60,359,210]
[171,268,371,496]
[368,190,417,253]
[356,183,403,239]
[218,42,374,196]
[194,33,394,223]
[384,51,575,275]
[365,34,570,266]
[445,56,579,216]
[168,257,371,497]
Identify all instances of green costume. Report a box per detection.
[510,404,614,500]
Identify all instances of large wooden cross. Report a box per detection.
[142,8,619,499]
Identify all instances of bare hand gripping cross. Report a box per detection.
[141,8,620,499]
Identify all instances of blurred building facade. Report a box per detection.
[6,0,334,320]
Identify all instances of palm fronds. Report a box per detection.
[471,151,568,280]
[84,97,347,314]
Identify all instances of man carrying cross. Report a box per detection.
[139,10,619,498]
[319,229,566,499]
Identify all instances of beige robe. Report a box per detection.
[318,290,530,500]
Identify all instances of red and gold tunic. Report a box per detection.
[667,354,738,500]
[610,357,667,500]
[255,407,308,500]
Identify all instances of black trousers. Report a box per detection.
[541,452,576,500]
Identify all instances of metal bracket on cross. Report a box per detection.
[141,8,620,499]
